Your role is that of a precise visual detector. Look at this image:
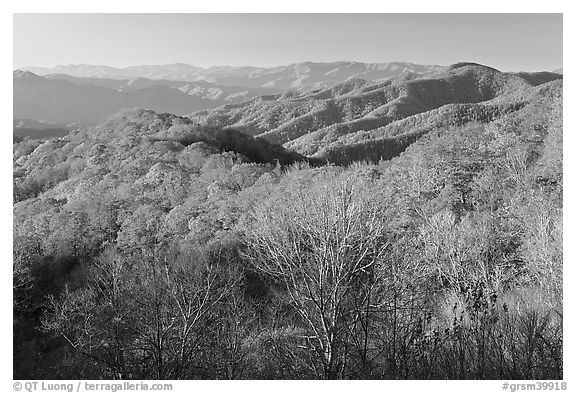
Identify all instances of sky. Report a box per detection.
[13,13,563,72]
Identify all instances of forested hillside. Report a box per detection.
[13,80,563,379]
[190,64,562,160]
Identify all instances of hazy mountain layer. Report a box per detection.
[21,61,445,90]
[44,73,279,99]
[13,71,278,126]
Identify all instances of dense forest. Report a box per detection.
[13,75,562,380]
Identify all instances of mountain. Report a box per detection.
[19,66,53,75]
[14,61,446,128]
[189,63,563,161]
[14,70,128,125]
[122,63,206,80]
[189,61,445,90]
[16,63,562,165]
[21,61,445,90]
[44,73,278,100]
[33,63,206,80]
[14,71,278,126]
[316,77,562,165]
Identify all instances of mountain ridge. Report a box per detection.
[188,63,562,159]
[13,71,280,125]
[19,61,445,90]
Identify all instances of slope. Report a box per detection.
[188,63,562,158]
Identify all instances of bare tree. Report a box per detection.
[42,246,236,379]
[243,176,389,378]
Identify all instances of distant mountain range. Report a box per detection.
[13,70,279,125]
[21,61,445,90]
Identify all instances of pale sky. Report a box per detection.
[13,13,563,72]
